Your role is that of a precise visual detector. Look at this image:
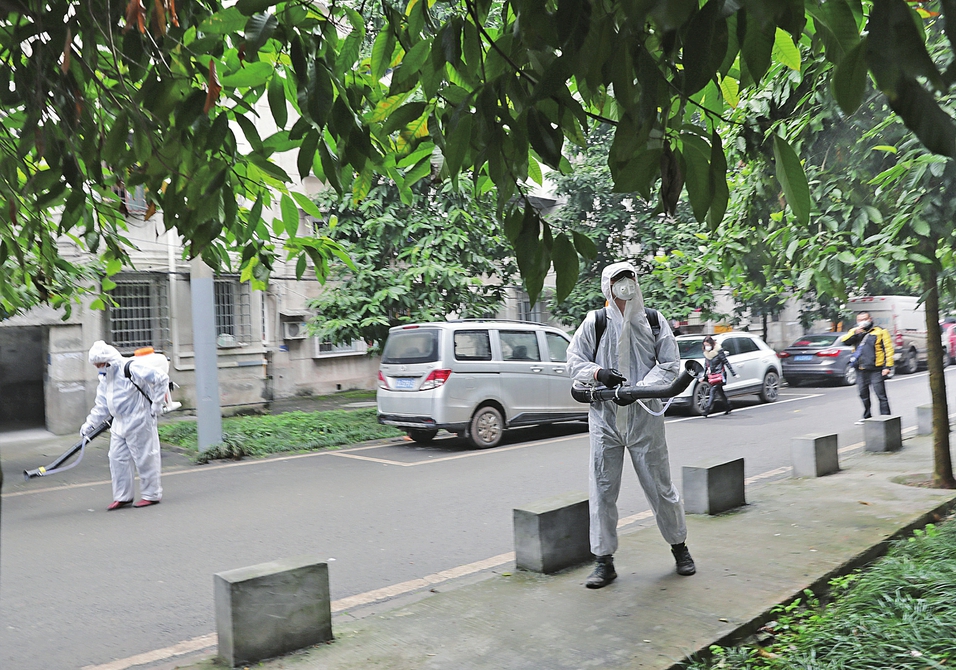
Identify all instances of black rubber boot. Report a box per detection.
[585,555,617,589]
[671,543,696,576]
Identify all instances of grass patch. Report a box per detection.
[158,408,403,462]
[690,519,956,670]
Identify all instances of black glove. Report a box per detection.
[596,368,626,388]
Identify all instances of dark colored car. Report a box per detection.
[779,333,857,386]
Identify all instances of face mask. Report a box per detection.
[859,320,873,331]
[704,345,713,351]
[611,277,637,301]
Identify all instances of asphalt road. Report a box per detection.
[2,368,953,670]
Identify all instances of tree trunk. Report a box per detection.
[762,312,768,343]
[921,247,956,488]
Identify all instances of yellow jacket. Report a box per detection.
[841,327,894,369]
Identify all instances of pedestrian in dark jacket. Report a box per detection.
[841,311,894,423]
[702,336,737,417]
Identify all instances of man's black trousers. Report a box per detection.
[857,368,891,418]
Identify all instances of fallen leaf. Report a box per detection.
[757,649,779,659]
[718,618,728,622]
[204,61,221,114]
[859,501,871,505]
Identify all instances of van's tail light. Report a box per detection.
[777,351,791,358]
[419,369,452,390]
[895,332,903,347]
[378,371,389,389]
[816,348,841,357]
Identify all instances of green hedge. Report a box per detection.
[694,519,956,670]
[159,408,403,461]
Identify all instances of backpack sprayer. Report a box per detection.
[23,347,179,481]
[571,359,705,405]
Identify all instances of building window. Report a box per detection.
[214,278,253,345]
[108,275,170,352]
[313,338,368,358]
[518,292,549,324]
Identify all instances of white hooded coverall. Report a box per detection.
[567,262,687,556]
[81,341,168,503]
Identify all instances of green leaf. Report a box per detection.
[199,8,247,34]
[352,167,372,204]
[680,134,713,222]
[106,258,123,275]
[280,193,299,238]
[912,218,931,236]
[771,27,800,71]
[392,38,431,84]
[371,28,397,82]
[832,38,868,113]
[268,74,288,129]
[243,13,278,56]
[526,108,563,170]
[103,112,130,165]
[527,156,543,186]
[220,61,273,87]
[382,102,427,134]
[443,114,473,178]
[572,230,598,260]
[296,254,307,280]
[248,153,292,182]
[773,134,811,225]
[682,0,727,95]
[718,76,740,108]
[741,11,774,83]
[291,191,323,219]
[552,233,579,302]
[236,0,276,16]
[234,114,263,152]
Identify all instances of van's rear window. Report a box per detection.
[382,329,440,364]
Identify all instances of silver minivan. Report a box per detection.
[377,321,588,448]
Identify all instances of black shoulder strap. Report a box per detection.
[124,360,152,404]
[591,308,607,362]
[591,306,661,362]
[644,307,661,337]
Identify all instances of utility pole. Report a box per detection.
[190,258,222,452]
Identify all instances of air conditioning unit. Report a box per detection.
[282,321,309,340]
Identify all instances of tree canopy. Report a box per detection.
[1,0,955,317]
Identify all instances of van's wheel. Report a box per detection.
[468,406,504,449]
[759,370,780,402]
[691,382,710,416]
[843,364,857,386]
[407,428,438,444]
[903,348,919,374]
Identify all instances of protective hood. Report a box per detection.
[601,262,644,311]
[89,340,124,366]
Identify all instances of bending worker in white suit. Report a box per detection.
[567,262,696,588]
[81,341,168,510]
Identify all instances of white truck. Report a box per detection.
[846,296,930,374]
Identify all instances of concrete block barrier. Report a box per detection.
[864,415,902,452]
[791,433,840,478]
[514,493,591,573]
[683,458,745,515]
[215,556,332,667]
[917,404,933,436]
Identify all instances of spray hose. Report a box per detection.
[570,360,705,406]
[23,418,112,480]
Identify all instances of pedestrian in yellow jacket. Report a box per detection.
[841,312,894,424]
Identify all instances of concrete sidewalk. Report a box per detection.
[177,433,956,670]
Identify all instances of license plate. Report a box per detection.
[794,355,814,361]
[394,377,416,389]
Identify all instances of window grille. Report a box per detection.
[518,293,549,324]
[108,275,170,352]
[313,338,367,358]
[214,278,253,344]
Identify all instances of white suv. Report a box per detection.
[377,321,588,449]
[671,332,782,415]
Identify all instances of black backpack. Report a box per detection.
[589,306,661,362]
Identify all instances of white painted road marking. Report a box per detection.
[80,633,216,670]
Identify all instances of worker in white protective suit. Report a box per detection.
[81,341,168,511]
[567,262,696,588]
